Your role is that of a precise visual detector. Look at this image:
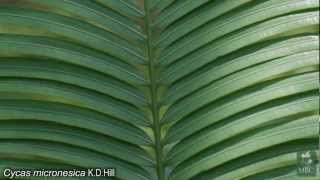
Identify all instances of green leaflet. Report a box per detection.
[96,0,145,18]
[0,141,151,180]
[0,58,147,106]
[0,78,149,126]
[162,35,319,104]
[196,139,318,179]
[0,34,146,85]
[167,94,319,165]
[158,0,319,60]
[165,73,319,144]
[156,0,252,47]
[170,115,318,180]
[3,0,145,40]
[0,100,152,145]
[0,1,318,180]
[153,0,211,28]
[0,120,153,167]
[160,11,319,82]
[0,8,146,65]
[162,51,319,123]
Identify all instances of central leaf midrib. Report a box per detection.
[143,1,165,180]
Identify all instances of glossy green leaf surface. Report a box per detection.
[0,0,318,180]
